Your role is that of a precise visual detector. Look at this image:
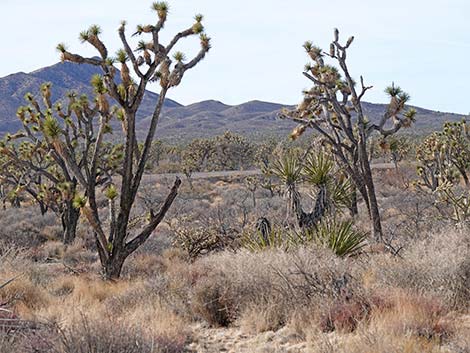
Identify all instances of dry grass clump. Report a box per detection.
[0,326,58,353]
[58,315,186,353]
[170,246,359,329]
[0,207,60,248]
[366,291,454,342]
[369,227,470,309]
[300,290,458,353]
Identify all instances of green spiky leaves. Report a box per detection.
[104,184,118,200]
[192,21,204,34]
[311,219,367,257]
[79,25,102,43]
[91,74,107,95]
[115,49,128,63]
[385,82,403,98]
[303,41,323,60]
[56,43,67,53]
[303,152,334,186]
[151,1,169,20]
[79,30,90,43]
[173,51,186,62]
[24,92,34,102]
[72,193,87,209]
[89,25,102,36]
[200,33,211,51]
[43,114,61,139]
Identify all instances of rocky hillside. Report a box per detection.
[0,61,465,139]
[0,61,180,133]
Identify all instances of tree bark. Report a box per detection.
[349,187,358,216]
[62,201,80,245]
[361,155,383,242]
[102,252,126,280]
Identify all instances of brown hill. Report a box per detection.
[0,61,465,140]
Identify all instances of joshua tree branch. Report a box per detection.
[125,177,181,255]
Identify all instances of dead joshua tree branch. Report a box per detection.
[56,2,211,279]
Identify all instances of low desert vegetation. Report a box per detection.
[1,1,470,353]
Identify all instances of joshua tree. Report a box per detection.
[181,137,215,180]
[416,120,470,222]
[55,2,210,278]
[1,82,125,244]
[282,29,416,241]
[211,131,254,171]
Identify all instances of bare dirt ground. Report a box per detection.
[188,324,308,353]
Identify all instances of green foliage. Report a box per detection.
[91,74,107,94]
[43,115,61,139]
[307,219,366,257]
[303,152,334,185]
[269,150,303,188]
[72,193,87,209]
[181,132,254,175]
[115,49,128,63]
[267,148,353,213]
[56,43,67,53]
[104,184,118,200]
[173,51,186,62]
[151,1,169,19]
[242,219,366,257]
[192,22,204,34]
[416,120,470,223]
[242,227,287,251]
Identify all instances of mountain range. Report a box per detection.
[0,61,465,140]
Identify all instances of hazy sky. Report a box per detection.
[1,0,469,113]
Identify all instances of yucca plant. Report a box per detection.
[302,151,333,186]
[269,150,304,221]
[241,227,289,251]
[269,150,304,188]
[303,150,353,214]
[305,219,367,257]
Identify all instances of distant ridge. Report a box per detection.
[0,61,466,139]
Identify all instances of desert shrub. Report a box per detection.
[59,316,185,353]
[169,247,362,329]
[171,223,228,261]
[0,326,58,353]
[319,299,369,333]
[241,226,287,251]
[0,207,60,248]
[370,227,470,309]
[238,303,286,333]
[304,219,367,257]
[190,272,237,327]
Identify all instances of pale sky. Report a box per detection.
[1,0,469,113]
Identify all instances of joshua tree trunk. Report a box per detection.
[361,158,383,242]
[102,251,127,280]
[349,187,358,216]
[62,200,80,245]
